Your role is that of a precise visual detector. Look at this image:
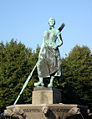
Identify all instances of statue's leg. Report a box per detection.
[48,76,54,88]
[34,77,44,87]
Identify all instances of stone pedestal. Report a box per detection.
[32,88,61,104]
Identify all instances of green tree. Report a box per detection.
[61,45,92,108]
[0,41,92,112]
[0,40,39,112]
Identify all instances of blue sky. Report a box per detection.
[0,0,92,58]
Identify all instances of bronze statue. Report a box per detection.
[34,18,64,87]
[14,18,65,105]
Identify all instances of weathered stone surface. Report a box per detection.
[4,88,89,119]
[32,87,61,104]
[3,104,75,119]
[4,104,88,119]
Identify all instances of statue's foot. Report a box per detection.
[41,82,44,87]
[34,81,44,87]
[48,83,53,88]
[34,82,40,87]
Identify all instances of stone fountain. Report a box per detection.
[4,18,89,119]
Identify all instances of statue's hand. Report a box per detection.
[53,45,58,50]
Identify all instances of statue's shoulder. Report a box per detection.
[44,30,48,33]
[43,30,49,35]
[53,28,60,35]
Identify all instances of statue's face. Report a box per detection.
[48,18,55,27]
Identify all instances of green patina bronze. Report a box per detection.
[34,18,63,88]
[14,18,65,105]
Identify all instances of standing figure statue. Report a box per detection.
[13,18,64,105]
[34,18,63,88]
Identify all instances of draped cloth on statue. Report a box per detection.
[37,46,61,78]
[37,28,62,78]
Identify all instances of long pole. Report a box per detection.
[13,23,65,105]
[14,63,37,105]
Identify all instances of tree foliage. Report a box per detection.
[61,45,92,109]
[0,40,39,112]
[0,40,92,112]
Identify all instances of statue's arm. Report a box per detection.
[56,23,65,48]
[56,33,63,48]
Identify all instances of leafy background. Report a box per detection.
[0,40,92,112]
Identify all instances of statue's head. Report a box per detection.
[48,18,55,27]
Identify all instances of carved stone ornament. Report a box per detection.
[4,107,26,119]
